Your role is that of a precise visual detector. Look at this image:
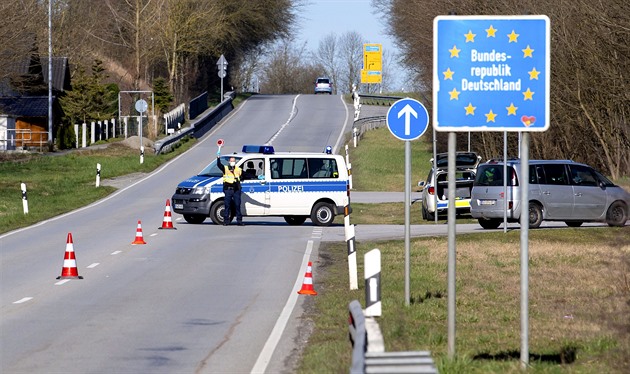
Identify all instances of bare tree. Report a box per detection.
[375,0,630,178]
[338,31,365,94]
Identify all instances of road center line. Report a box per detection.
[55,279,71,286]
[111,251,122,255]
[13,297,33,304]
[87,263,100,268]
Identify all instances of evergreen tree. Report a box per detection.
[153,77,173,114]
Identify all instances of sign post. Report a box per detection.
[135,99,148,164]
[217,55,228,100]
[434,15,550,365]
[386,98,429,307]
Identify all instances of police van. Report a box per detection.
[171,145,350,226]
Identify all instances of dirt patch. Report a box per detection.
[100,172,148,189]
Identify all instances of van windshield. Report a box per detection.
[198,156,243,177]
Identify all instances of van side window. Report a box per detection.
[271,158,308,179]
[541,164,568,185]
[308,158,338,178]
[568,165,598,186]
[530,165,542,184]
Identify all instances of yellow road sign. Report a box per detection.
[363,43,382,72]
[361,69,382,84]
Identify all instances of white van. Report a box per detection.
[171,145,350,226]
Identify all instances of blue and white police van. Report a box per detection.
[171,145,350,226]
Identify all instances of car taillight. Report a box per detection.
[428,186,435,195]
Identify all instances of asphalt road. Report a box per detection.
[1,94,350,374]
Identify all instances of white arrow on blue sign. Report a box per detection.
[386,98,429,141]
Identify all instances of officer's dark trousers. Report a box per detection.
[224,188,242,223]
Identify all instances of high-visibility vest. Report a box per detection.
[223,166,242,184]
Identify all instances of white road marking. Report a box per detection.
[13,297,33,304]
[250,240,314,373]
[150,233,158,237]
[55,279,71,286]
[111,251,122,255]
[87,263,100,268]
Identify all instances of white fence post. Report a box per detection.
[90,122,95,144]
[74,124,79,148]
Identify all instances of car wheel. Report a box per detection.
[311,202,335,226]
[209,201,233,225]
[284,216,307,226]
[183,214,206,224]
[606,201,628,227]
[565,221,583,227]
[528,203,543,229]
[478,218,501,229]
[423,205,435,221]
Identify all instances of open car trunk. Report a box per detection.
[435,171,475,201]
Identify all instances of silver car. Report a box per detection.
[314,77,333,94]
[470,159,630,229]
[418,152,481,220]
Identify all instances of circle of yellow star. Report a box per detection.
[506,103,518,115]
[485,110,497,122]
[443,68,454,80]
[508,30,519,43]
[465,30,476,43]
[449,45,461,58]
[523,88,535,101]
[465,103,476,115]
[449,88,460,100]
[528,68,540,80]
[486,25,497,37]
[522,45,534,58]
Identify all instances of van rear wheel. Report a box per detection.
[528,203,543,228]
[311,202,335,226]
[284,216,307,226]
[210,201,234,225]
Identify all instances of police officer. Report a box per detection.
[217,155,244,226]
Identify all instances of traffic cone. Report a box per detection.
[57,233,83,279]
[131,220,147,245]
[297,261,317,295]
[158,199,177,230]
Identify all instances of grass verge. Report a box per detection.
[0,139,195,235]
[298,228,630,373]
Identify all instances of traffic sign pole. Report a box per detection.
[386,98,429,307]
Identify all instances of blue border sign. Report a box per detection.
[433,15,550,132]
[386,98,429,141]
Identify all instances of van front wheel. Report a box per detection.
[606,201,628,227]
[311,202,335,226]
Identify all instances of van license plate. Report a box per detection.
[479,200,495,206]
[175,204,183,209]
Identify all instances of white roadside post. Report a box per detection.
[346,223,358,290]
[82,123,86,148]
[21,182,28,214]
[96,163,101,188]
[364,249,381,317]
[345,145,353,190]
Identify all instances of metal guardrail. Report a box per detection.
[153,92,235,155]
[358,94,404,106]
[353,116,386,140]
[349,300,439,374]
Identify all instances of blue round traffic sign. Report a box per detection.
[386,98,429,141]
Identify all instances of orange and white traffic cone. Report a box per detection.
[297,261,317,295]
[131,220,147,245]
[158,199,176,230]
[57,233,83,279]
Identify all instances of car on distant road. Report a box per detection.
[470,159,630,229]
[314,77,333,94]
[418,152,482,220]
